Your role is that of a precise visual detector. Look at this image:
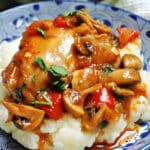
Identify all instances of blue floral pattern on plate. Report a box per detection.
[0,1,150,150]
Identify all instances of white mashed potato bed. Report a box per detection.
[0,39,150,150]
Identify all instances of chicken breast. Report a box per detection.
[2,10,117,104]
[2,20,76,104]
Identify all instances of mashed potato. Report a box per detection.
[97,115,127,143]
[41,115,96,150]
[0,38,149,150]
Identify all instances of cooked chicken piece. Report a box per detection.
[2,10,118,106]
[2,20,75,104]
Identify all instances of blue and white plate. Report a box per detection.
[0,1,150,150]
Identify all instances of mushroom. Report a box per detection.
[113,55,121,69]
[13,116,31,129]
[109,68,141,85]
[63,84,102,118]
[63,89,84,117]
[76,10,97,34]
[71,67,99,92]
[82,105,106,131]
[108,82,134,96]
[74,23,94,35]
[2,101,45,130]
[74,9,111,34]
[122,54,142,69]
[74,35,95,55]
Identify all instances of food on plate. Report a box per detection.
[0,9,150,150]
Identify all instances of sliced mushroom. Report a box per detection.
[2,101,45,130]
[63,84,102,118]
[81,83,102,99]
[92,22,112,34]
[63,89,84,117]
[74,23,94,35]
[122,54,142,69]
[13,116,31,129]
[76,9,111,34]
[74,35,95,55]
[82,105,106,131]
[113,55,121,69]
[76,11,97,34]
[108,82,134,96]
[82,9,111,34]
[109,68,141,85]
[72,67,99,92]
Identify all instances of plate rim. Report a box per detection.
[0,1,150,150]
[0,0,150,24]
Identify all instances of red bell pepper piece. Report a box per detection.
[88,86,116,109]
[53,16,69,28]
[116,27,139,48]
[38,92,64,120]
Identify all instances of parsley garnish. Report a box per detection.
[32,90,52,106]
[37,88,46,94]
[51,80,66,92]
[37,27,47,39]
[48,65,68,77]
[33,57,47,71]
[31,75,36,85]
[31,100,51,106]
[102,65,115,74]
[62,10,85,17]
[37,90,51,102]
[33,57,68,77]
[32,57,68,92]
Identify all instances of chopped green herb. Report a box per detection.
[31,100,51,106]
[97,120,108,129]
[51,80,66,92]
[62,10,85,17]
[33,57,47,71]
[15,83,27,102]
[111,89,124,102]
[36,88,46,94]
[32,57,68,92]
[42,91,51,102]
[37,27,47,39]
[31,75,36,85]
[77,10,85,14]
[33,57,68,78]
[36,90,52,104]
[48,65,68,77]
[102,65,115,74]
[15,87,24,102]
